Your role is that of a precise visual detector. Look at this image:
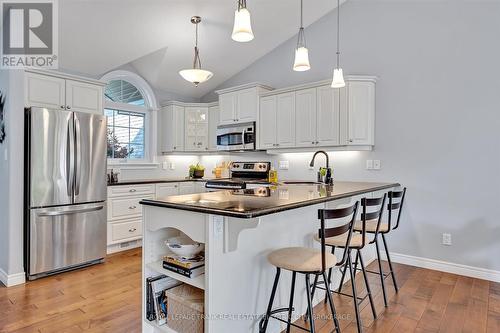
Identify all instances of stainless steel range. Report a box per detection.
[205,162,271,190]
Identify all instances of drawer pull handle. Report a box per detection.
[129,189,137,193]
[129,206,137,209]
[129,228,137,232]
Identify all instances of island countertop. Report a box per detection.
[140,181,400,218]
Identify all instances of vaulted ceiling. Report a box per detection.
[59,0,340,99]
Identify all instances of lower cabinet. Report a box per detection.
[107,219,143,245]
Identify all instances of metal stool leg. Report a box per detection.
[358,251,377,320]
[286,272,297,333]
[382,233,398,292]
[304,274,316,333]
[348,252,363,333]
[306,274,319,322]
[323,246,335,304]
[352,250,360,283]
[375,237,388,307]
[322,271,341,333]
[259,268,281,333]
[337,261,348,293]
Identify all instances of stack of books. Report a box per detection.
[162,254,205,278]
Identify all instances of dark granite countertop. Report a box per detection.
[107,177,224,186]
[140,181,400,218]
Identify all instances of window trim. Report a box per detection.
[100,70,159,165]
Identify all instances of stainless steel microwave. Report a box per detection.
[216,121,256,151]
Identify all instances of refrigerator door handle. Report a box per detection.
[74,116,81,196]
[36,205,104,217]
[66,118,75,197]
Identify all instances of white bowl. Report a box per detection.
[165,236,204,258]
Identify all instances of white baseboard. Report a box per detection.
[0,268,26,287]
[382,252,500,283]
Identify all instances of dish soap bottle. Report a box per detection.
[268,168,278,183]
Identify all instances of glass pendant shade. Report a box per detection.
[232,8,254,42]
[331,68,345,88]
[179,69,213,87]
[293,47,311,72]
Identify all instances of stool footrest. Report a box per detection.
[259,309,311,333]
[314,284,366,302]
[365,268,392,278]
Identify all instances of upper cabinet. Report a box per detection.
[185,106,209,152]
[25,70,104,114]
[208,105,220,151]
[216,83,273,125]
[259,76,376,151]
[158,104,185,154]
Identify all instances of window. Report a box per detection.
[101,70,159,164]
[106,109,145,159]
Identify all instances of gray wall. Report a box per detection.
[202,0,500,271]
[0,71,10,276]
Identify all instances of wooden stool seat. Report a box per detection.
[354,219,389,233]
[313,232,369,249]
[268,247,337,272]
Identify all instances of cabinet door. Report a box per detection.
[179,182,196,195]
[184,107,199,151]
[276,92,295,148]
[25,72,66,109]
[65,80,103,114]
[196,107,209,151]
[194,182,207,193]
[158,105,184,153]
[347,81,375,145]
[295,88,317,147]
[155,183,179,198]
[316,85,340,146]
[219,93,236,125]
[237,88,258,123]
[208,105,220,151]
[173,105,185,151]
[259,95,277,149]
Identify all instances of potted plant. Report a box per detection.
[189,163,205,179]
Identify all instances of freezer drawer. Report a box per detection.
[29,202,107,277]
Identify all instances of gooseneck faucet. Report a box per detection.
[309,150,333,185]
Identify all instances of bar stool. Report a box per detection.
[259,202,359,333]
[347,188,407,307]
[310,195,386,333]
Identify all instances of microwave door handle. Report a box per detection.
[74,116,81,196]
[241,129,246,148]
[66,118,75,197]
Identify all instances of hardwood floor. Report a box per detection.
[1,248,499,333]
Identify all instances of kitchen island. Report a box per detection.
[140,181,399,333]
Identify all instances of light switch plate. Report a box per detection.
[366,160,373,170]
[442,233,452,246]
[279,160,289,170]
[373,160,381,170]
[162,162,168,170]
[169,162,175,170]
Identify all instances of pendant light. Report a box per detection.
[293,0,311,71]
[232,0,254,42]
[331,0,345,88]
[179,16,213,87]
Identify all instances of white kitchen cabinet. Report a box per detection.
[276,92,296,147]
[295,88,317,147]
[179,182,196,195]
[342,81,375,146]
[195,182,207,193]
[316,85,340,146]
[25,71,104,114]
[158,104,185,153]
[155,183,180,198]
[65,80,103,114]
[259,95,277,149]
[208,105,220,151]
[185,106,209,151]
[217,84,273,125]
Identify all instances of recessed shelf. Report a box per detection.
[146,260,205,290]
[145,319,178,333]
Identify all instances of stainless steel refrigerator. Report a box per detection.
[25,107,107,280]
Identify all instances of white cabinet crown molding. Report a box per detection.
[25,68,106,87]
[215,82,274,95]
[161,101,218,108]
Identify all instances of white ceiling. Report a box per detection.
[59,0,339,99]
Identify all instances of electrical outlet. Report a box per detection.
[373,160,381,170]
[169,162,175,170]
[279,160,289,170]
[366,160,373,170]
[442,233,452,246]
[162,162,168,170]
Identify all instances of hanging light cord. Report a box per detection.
[300,0,303,28]
[237,0,247,11]
[193,21,202,69]
[336,0,340,68]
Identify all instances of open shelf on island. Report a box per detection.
[145,319,178,333]
[147,260,205,290]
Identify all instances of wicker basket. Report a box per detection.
[166,284,204,333]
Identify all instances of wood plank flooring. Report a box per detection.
[1,248,499,333]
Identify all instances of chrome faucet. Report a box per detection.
[309,151,333,185]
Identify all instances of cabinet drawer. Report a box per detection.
[110,219,142,242]
[108,195,154,220]
[108,184,155,198]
